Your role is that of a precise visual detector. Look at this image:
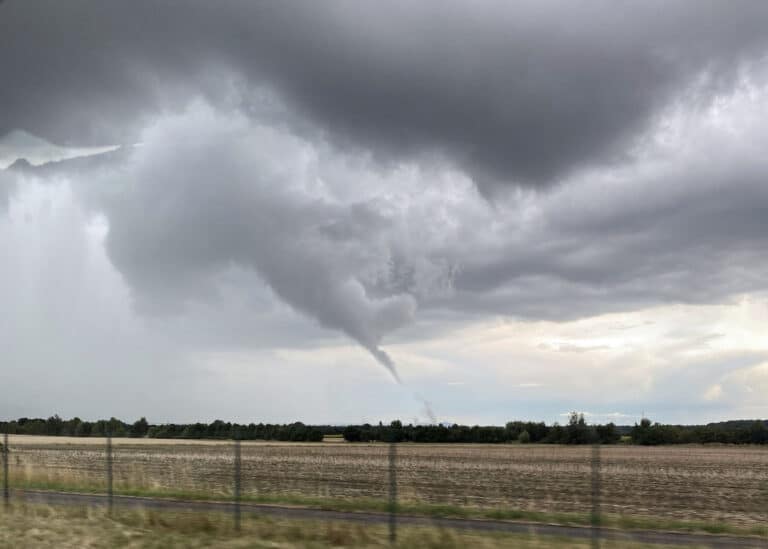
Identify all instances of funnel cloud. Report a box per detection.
[93,106,423,380]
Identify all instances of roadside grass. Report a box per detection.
[0,502,719,548]
[9,474,767,539]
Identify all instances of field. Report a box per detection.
[3,436,768,538]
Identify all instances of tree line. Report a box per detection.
[0,416,323,442]
[343,414,768,445]
[630,418,768,445]
[2,414,766,445]
[343,413,621,444]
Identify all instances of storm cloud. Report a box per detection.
[91,106,430,380]
[2,2,768,422]
[3,1,768,190]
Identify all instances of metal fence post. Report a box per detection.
[234,438,242,532]
[590,443,601,549]
[3,432,8,507]
[388,442,397,545]
[106,433,113,516]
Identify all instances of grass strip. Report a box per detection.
[10,477,767,539]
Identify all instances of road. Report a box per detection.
[13,489,767,548]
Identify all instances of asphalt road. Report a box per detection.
[12,489,767,548]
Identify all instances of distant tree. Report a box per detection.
[91,420,107,437]
[518,430,531,444]
[131,417,149,438]
[74,421,92,437]
[564,412,592,444]
[107,417,127,437]
[545,422,564,443]
[45,415,63,436]
[631,418,682,445]
[631,418,653,445]
[749,421,768,444]
[596,422,620,444]
[65,417,83,436]
[342,425,363,442]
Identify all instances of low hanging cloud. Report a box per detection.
[93,105,428,379]
[6,68,768,359]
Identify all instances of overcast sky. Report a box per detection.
[1,1,767,426]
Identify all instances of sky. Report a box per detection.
[1,1,767,426]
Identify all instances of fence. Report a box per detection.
[1,434,767,547]
[2,433,8,507]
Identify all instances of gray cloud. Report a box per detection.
[0,171,14,213]
[9,77,768,334]
[3,1,768,423]
[445,163,768,319]
[93,106,421,379]
[3,1,768,191]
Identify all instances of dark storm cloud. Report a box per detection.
[3,1,768,189]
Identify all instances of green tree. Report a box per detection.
[596,422,620,444]
[749,421,768,444]
[131,417,149,438]
[564,412,592,444]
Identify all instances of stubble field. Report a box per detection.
[4,436,768,535]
